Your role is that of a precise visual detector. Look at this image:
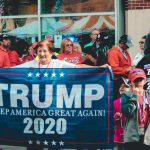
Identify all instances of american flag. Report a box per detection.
[0,0,5,16]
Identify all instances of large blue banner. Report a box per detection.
[0,68,113,149]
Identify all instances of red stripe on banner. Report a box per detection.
[0,73,25,76]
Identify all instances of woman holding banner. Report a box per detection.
[13,38,110,150]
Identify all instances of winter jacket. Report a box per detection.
[107,45,132,80]
[121,92,139,142]
[121,92,149,143]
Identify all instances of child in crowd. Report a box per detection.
[121,68,150,150]
[113,77,130,150]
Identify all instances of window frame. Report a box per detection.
[0,0,123,43]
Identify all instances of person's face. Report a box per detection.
[73,44,80,52]
[73,46,78,52]
[120,43,129,51]
[65,42,73,53]
[37,46,52,65]
[91,30,99,42]
[2,39,11,48]
[130,79,145,96]
[139,38,145,50]
[119,83,130,95]
[28,47,35,55]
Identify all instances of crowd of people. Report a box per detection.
[0,29,150,150]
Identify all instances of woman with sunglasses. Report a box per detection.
[57,38,84,65]
[133,35,146,66]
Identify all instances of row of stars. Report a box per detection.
[27,72,65,78]
[28,140,64,146]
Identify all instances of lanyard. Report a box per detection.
[137,96,147,121]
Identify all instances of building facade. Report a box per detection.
[0,0,150,58]
[125,0,150,59]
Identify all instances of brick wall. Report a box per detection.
[125,0,150,10]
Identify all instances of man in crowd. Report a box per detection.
[0,34,10,67]
[84,28,100,48]
[83,31,109,66]
[0,34,22,66]
[107,34,134,98]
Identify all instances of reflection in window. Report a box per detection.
[41,15,115,49]
[0,18,38,37]
[0,0,37,16]
[41,0,114,14]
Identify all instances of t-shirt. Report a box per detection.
[7,50,22,67]
[14,59,76,68]
[132,53,143,67]
[0,49,10,67]
[57,51,83,64]
[22,54,34,62]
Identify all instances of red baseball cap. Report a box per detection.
[128,68,146,82]
[31,42,38,49]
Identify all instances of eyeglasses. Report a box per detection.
[139,41,144,44]
[66,44,73,47]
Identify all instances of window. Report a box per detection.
[41,0,114,14]
[0,0,38,16]
[0,0,119,46]
[41,15,115,49]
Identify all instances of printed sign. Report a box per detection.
[0,68,113,149]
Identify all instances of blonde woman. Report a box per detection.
[73,42,82,53]
[57,38,84,64]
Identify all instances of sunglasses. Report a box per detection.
[66,44,73,47]
[139,41,144,44]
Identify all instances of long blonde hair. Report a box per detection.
[60,38,73,54]
[73,42,82,53]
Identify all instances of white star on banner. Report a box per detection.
[51,140,56,146]
[51,72,56,77]
[36,140,41,145]
[59,140,64,146]
[60,72,64,77]
[36,72,41,78]
[27,72,33,77]
[44,72,49,77]
[28,140,33,144]
[43,140,48,145]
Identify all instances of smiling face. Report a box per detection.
[37,46,52,65]
[37,39,53,65]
